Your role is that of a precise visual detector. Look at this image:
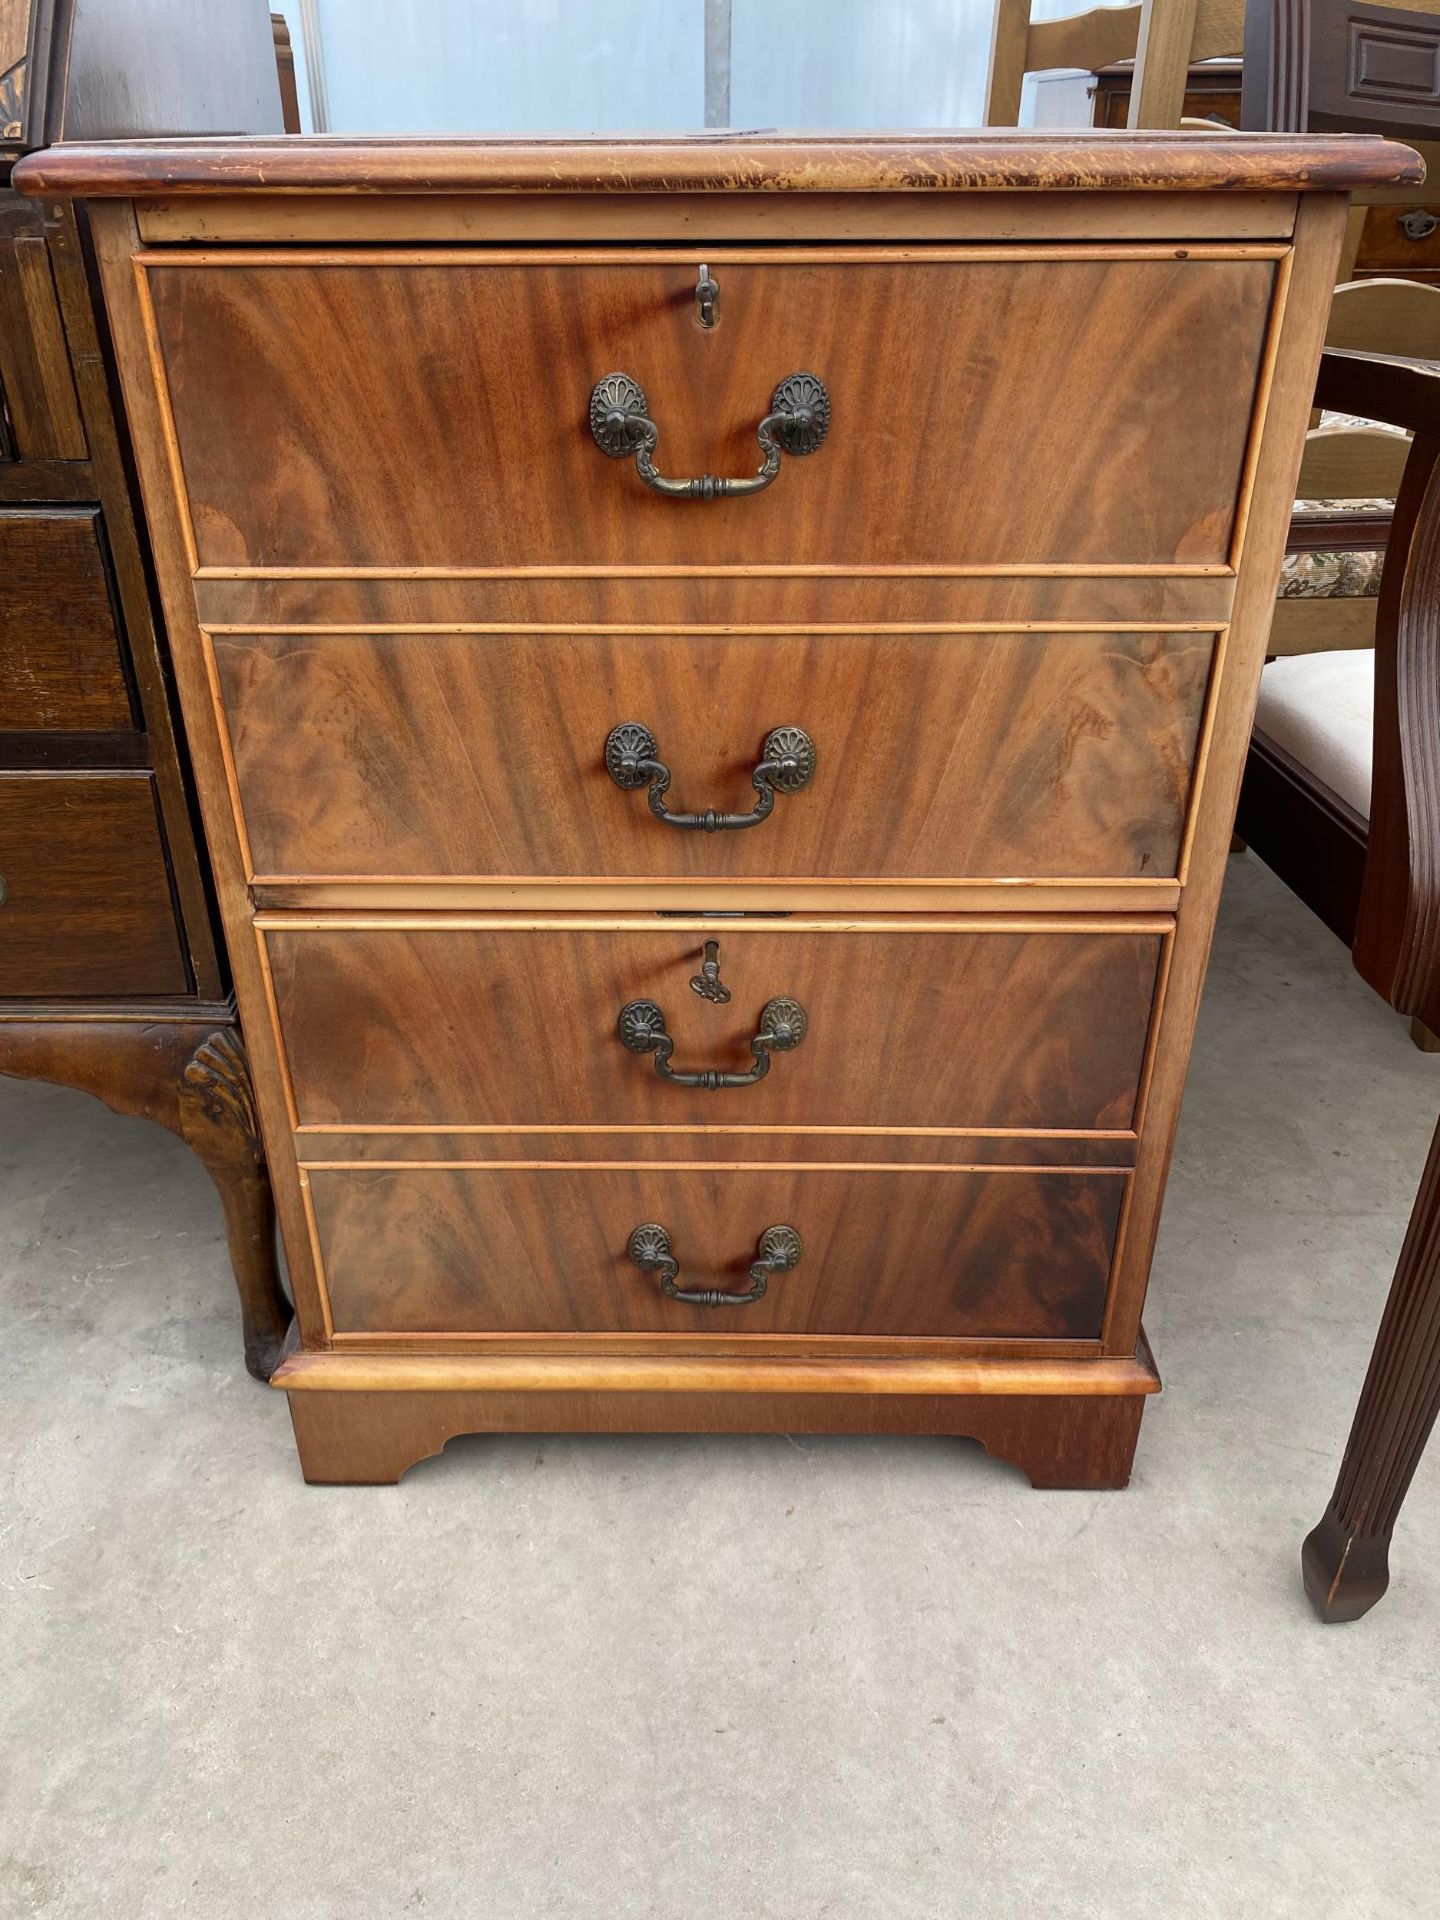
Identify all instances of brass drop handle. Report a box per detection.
[628,1221,802,1306]
[605,722,816,831]
[589,371,830,498]
[618,994,806,1089]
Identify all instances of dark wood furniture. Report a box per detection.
[1245,0,1440,281]
[0,0,290,1378]
[16,131,1416,1485]
[1304,1106,1440,1619]
[1261,345,1440,1620]
[1093,57,1242,126]
[1237,0,1440,954]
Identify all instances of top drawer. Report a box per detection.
[141,247,1277,575]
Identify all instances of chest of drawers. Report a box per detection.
[17,130,1417,1485]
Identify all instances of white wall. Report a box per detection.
[284,0,1128,136]
[296,0,702,133]
[731,0,1001,130]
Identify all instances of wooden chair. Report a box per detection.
[1226,0,1440,1619]
[1265,348,1440,1621]
[1238,58,1440,992]
[986,0,1245,128]
[1264,277,1440,706]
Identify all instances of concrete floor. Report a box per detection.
[2,851,1438,1917]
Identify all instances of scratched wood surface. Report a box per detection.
[13,131,1423,197]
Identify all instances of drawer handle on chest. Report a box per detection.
[619,994,807,1088]
[627,1221,802,1306]
[605,722,816,831]
[589,371,830,499]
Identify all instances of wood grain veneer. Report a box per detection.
[140,251,1275,574]
[210,627,1216,885]
[306,1164,1126,1339]
[262,922,1163,1135]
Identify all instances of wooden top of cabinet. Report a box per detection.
[12,129,1424,198]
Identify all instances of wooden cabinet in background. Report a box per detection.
[0,0,291,1378]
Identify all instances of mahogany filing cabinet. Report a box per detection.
[15,131,1419,1484]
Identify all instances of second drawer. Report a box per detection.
[213,627,1216,885]
[263,919,1165,1134]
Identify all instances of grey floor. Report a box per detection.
[3,852,1439,1918]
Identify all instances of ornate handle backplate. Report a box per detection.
[589,371,830,499]
[605,722,816,832]
[627,1221,802,1306]
[618,994,807,1089]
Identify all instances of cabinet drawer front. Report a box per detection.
[146,250,1274,572]
[0,510,132,731]
[216,627,1215,884]
[0,775,188,995]
[310,1165,1123,1338]
[265,922,1162,1133]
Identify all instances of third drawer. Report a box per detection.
[263,918,1166,1134]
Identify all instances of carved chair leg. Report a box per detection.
[1303,1112,1440,1622]
[0,1015,291,1381]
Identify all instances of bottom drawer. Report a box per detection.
[308,1165,1126,1339]
[0,774,188,996]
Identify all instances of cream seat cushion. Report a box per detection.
[1254,649,1374,819]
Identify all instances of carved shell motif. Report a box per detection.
[182,1030,259,1143]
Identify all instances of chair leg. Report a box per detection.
[1303,1112,1440,1621]
[1409,1016,1440,1053]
